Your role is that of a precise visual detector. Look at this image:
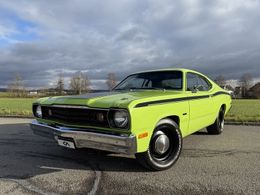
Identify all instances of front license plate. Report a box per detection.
[57,138,75,149]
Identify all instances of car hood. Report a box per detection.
[37,90,185,109]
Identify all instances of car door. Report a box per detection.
[186,72,214,133]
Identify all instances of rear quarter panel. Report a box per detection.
[211,92,232,119]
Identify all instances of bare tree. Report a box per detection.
[106,73,117,91]
[240,73,253,98]
[56,72,65,95]
[81,74,91,93]
[7,73,26,97]
[70,71,91,94]
[214,75,226,87]
[70,71,82,94]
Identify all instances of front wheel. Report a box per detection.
[207,108,225,135]
[135,119,182,171]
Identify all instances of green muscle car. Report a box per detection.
[30,68,232,170]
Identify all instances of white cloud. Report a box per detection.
[0,0,260,89]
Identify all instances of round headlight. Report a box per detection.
[113,110,128,128]
[36,105,42,118]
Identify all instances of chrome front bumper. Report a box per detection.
[30,120,137,154]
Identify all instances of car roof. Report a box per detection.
[132,68,201,75]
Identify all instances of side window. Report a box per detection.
[187,73,199,91]
[187,73,211,91]
[197,75,211,91]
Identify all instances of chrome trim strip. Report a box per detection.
[30,120,137,155]
[44,104,108,110]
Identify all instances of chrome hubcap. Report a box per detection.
[154,132,170,155]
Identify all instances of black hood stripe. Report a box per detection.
[65,92,120,99]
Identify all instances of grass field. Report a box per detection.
[0,92,11,97]
[225,99,260,122]
[0,98,259,122]
[0,98,36,117]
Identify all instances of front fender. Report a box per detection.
[129,101,189,153]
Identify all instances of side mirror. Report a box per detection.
[191,86,198,93]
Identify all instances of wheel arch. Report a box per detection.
[155,116,182,139]
[221,104,226,114]
[156,115,180,127]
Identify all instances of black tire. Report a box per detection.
[207,108,225,135]
[135,119,182,171]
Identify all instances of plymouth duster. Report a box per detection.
[30,68,232,170]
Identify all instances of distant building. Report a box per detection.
[28,91,38,96]
[249,82,260,98]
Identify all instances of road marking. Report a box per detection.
[88,170,101,195]
[40,166,65,171]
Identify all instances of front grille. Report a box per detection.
[39,105,109,128]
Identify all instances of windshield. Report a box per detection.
[114,71,183,91]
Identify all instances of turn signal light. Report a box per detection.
[138,132,148,139]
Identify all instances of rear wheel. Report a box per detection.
[207,108,225,135]
[135,119,182,171]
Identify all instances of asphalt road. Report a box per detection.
[0,118,259,195]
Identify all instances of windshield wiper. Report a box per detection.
[113,88,127,91]
[129,87,165,91]
[114,87,166,91]
[145,87,165,90]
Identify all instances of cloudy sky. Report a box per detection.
[0,0,260,89]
